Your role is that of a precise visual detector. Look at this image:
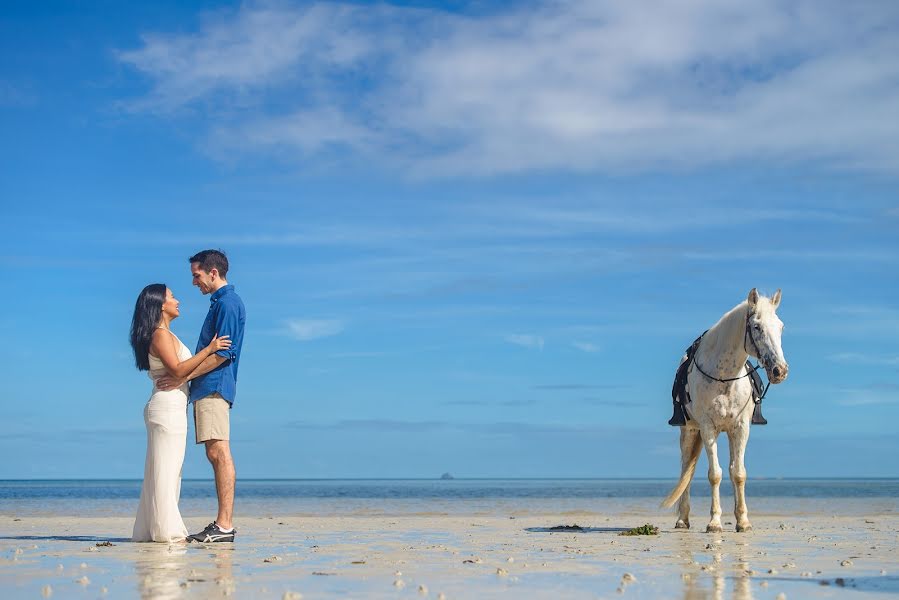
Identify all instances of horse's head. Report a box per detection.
[746,288,789,384]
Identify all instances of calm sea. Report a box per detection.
[1,479,897,517]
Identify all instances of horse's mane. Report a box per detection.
[703,295,776,355]
[702,300,748,355]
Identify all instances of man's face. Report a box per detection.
[191,263,217,295]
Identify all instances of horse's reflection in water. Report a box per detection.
[679,542,755,600]
[681,572,754,600]
[134,543,236,599]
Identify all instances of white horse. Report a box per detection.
[662,288,788,532]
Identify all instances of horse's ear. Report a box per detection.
[771,289,782,309]
[747,288,759,308]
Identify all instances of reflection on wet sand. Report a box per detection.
[134,543,190,600]
[134,543,236,599]
[211,548,235,596]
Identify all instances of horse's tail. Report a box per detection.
[660,432,702,508]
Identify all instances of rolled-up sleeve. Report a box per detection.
[213,303,240,361]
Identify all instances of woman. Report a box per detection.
[129,283,231,542]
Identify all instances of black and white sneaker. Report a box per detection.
[187,522,236,543]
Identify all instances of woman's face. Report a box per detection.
[161,288,180,320]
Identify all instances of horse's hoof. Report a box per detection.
[736,523,753,533]
[705,524,723,533]
[675,520,690,529]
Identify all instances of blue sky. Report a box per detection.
[1,0,898,479]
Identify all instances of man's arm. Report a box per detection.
[156,353,227,391]
[158,299,241,391]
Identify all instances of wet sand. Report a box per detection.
[2,506,897,599]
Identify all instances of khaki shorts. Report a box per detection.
[194,393,230,444]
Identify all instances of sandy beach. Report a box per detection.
[2,502,897,599]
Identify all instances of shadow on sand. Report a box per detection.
[764,575,899,595]
[0,535,131,543]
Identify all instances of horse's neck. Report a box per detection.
[697,302,748,378]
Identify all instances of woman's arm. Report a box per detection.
[150,329,230,380]
[154,352,228,391]
[185,353,227,380]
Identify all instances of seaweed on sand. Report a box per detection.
[618,524,659,536]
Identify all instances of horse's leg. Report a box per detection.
[728,424,752,532]
[700,425,723,533]
[675,427,700,529]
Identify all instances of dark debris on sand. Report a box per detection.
[547,525,586,531]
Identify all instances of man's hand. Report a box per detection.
[157,375,186,391]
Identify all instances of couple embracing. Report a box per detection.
[128,249,245,544]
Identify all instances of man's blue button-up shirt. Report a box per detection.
[189,284,246,406]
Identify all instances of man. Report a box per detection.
[158,249,246,543]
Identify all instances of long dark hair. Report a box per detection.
[130,283,166,371]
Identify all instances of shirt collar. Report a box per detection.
[210,284,234,303]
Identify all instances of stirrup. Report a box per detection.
[668,402,688,426]
[751,401,767,425]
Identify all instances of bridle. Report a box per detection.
[691,309,772,401]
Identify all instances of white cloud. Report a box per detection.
[284,318,344,341]
[572,341,599,353]
[117,0,899,175]
[505,334,544,350]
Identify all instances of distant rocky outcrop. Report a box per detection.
[440,472,454,480]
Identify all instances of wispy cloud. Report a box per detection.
[827,352,899,367]
[505,334,544,350]
[327,351,386,359]
[829,305,899,319]
[284,419,662,438]
[440,399,484,407]
[681,249,898,262]
[571,341,600,353]
[0,80,36,108]
[835,385,899,406]
[817,305,899,336]
[485,205,867,236]
[581,397,646,407]
[117,1,899,175]
[0,427,142,442]
[284,318,344,341]
[116,3,374,112]
[531,384,608,391]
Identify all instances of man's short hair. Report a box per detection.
[189,249,229,279]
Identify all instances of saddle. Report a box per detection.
[668,334,767,426]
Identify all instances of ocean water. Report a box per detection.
[1,479,897,517]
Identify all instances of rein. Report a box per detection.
[691,310,772,402]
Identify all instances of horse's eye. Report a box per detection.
[753,324,761,331]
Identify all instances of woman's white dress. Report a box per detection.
[132,331,190,542]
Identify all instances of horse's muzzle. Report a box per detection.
[769,363,789,384]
